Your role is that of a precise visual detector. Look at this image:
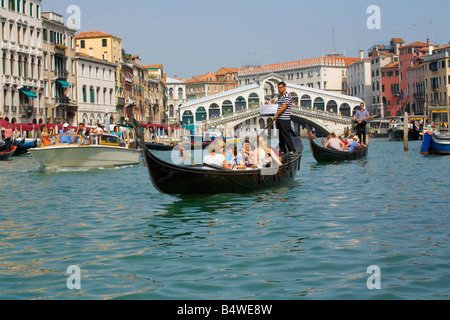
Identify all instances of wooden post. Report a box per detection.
[404,112,409,152]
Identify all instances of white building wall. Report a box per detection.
[0,0,44,124]
[75,55,116,126]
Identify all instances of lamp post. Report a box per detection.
[104,109,110,133]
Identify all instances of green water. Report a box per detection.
[0,139,448,300]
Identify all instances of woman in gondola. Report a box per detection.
[203,140,231,169]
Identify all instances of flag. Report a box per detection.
[65,84,71,97]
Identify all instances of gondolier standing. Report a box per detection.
[355,103,370,146]
[273,82,296,156]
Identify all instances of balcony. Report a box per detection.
[56,96,70,105]
[413,92,425,99]
[11,106,17,113]
[54,44,67,56]
[1,40,8,50]
[3,105,9,113]
[18,44,29,54]
[55,69,69,79]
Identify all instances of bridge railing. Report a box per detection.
[199,105,353,127]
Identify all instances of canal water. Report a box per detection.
[0,139,448,300]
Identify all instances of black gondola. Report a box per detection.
[146,141,212,151]
[0,146,17,161]
[307,125,369,163]
[134,120,303,195]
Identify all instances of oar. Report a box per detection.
[340,115,380,139]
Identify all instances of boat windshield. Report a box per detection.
[89,135,127,147]
[55,134,82,145]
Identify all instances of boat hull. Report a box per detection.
[309,139,368,163]
[30,146,141,168]
[388,128,422,141]
[421,132,450,155]
[144,149,302,195]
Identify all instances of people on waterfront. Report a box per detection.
[204,140,230,169]
[325,133,346,151]
[4,124,13,151]
[273,82,296,156]
[355,103,370,146]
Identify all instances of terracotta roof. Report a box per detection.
[75,31,115,39]
[382,61,399,69]
[144,64,163,69]
[435,44,450,51]
[400,41,430,49]
[76,52,115,65]
[239,56,359,75]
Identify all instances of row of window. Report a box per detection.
[1,0,40,19]
[426,60,450,72]
[79,39,108,49]
[1,21,41,46]
[81,86,114,105]
[1,52,41,78]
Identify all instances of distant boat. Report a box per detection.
[13,139,38,157]
[388,123,422,141]
[307,125,369,163]
[30,134,141,169]
[421,130,450,155]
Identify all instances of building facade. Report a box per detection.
[75,52,116,127]
[398,41,432,115]
[42,11,77,126]
[347,50,372,107]
[1,0,44,124]
[381,61,400,117]
[144,64,166,124]
[369,52,398,117]
[75,31,123,122]
[424,44,450,111]
[166,76,186,125]
[238,56,359,96]
[186,67,239,101]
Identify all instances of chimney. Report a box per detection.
[360,50,364,61]
[89,48,93,58]
[76,46,80,54]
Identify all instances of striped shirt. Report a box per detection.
[277,92,292,120]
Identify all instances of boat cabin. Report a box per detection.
[41,134,128,148]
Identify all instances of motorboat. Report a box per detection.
[29,133,141,169]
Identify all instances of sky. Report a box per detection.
[42,0,450,79]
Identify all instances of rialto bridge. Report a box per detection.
[179,75,364,137]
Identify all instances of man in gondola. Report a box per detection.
[273,82,296,156]
[355,103,370,146]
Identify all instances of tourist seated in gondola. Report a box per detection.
[111,125,122,138]
[324,133,346,151]
[203,140,231,169]
[346,136,361,152]
[235,139,255,169]
[254,136,282,169]
[225,145,238,170]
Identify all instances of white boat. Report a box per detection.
[30,133,141,169]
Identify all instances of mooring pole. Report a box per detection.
[404,112,409,152]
